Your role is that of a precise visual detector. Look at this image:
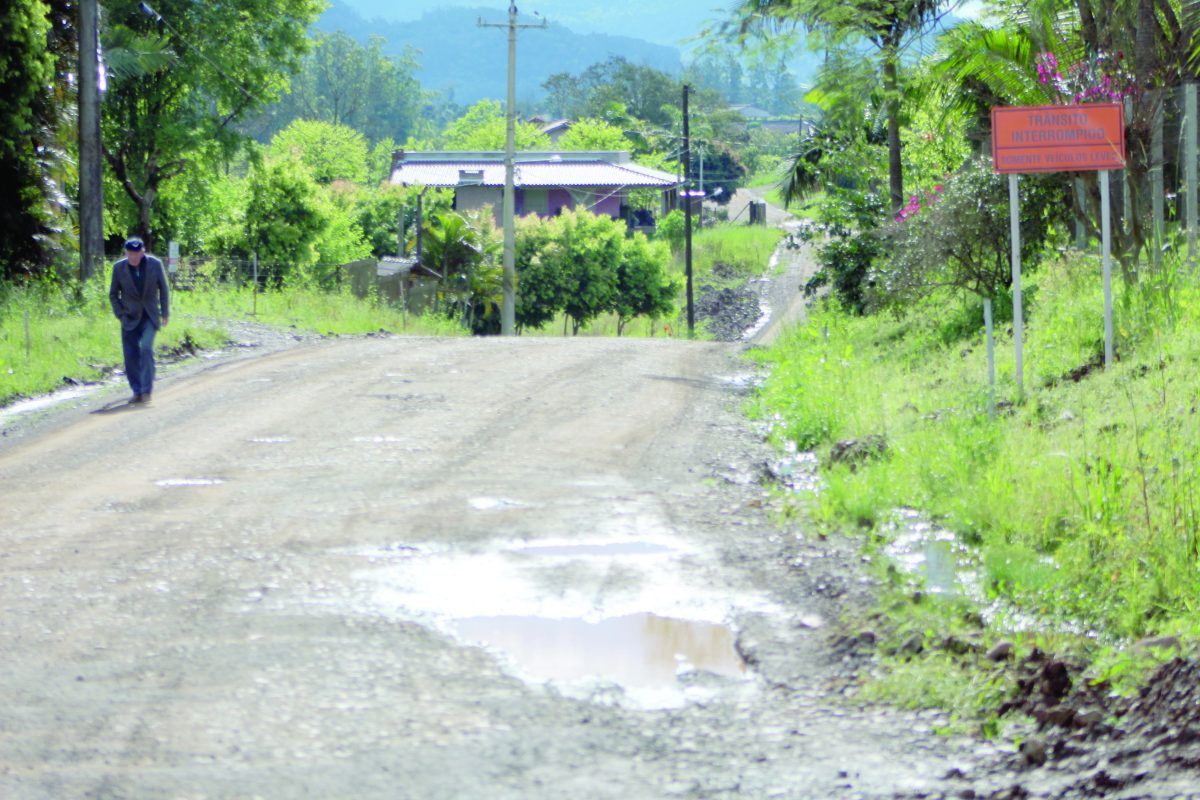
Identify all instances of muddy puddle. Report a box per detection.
[341,534,772,708]
[881,509,980,599]
[454,612,747,705]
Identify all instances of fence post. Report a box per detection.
[1187,83,1198,263]
[1152,90,1165,269]
[252,253,259,316]
[984,298,995,419]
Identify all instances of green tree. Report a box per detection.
[101,0,322,248]
[244,158,327,286]
[735,0,951,214]
[310,191,372,286]
[268,119,369,184]
[0,0,57,277]
[656,209,686,253]
[441,100,551,150]
[514,214,566,332]
[246,33,428,144]
[543,58,681,128]
[420,210,507,333]
[612,233,677,335]
[547,209,623,335]
[557,119,635,151]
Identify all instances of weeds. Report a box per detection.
[754,248,1200,659]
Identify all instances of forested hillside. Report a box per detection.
[316,1,683,105]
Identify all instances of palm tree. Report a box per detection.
[420,211,504,333]
[734,0,955,214]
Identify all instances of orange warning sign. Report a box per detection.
[992,103,1125,173]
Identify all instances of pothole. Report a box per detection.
[454,612,746,698]
[342,535,774,708]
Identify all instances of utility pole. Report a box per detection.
[683,84,694,337]
[78,0,104,281]
[480,3,546,335]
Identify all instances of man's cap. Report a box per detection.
[124,237,144,251]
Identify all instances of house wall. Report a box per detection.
[548,188,572,216]
[588,191,622,219]
[456,185,629,221]
[523,188,549,216]
[454,186,501,215]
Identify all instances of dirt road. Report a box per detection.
[0,333,994,798]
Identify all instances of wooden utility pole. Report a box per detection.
[79,0,104,280]
[479,3,546,335]
[683,84,694,337]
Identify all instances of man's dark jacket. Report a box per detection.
[109,255,170,331]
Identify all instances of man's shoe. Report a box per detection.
[131,394,146,404]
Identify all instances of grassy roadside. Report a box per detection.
[3,224,784,402]
[1,278,461,406]
[750,250,1200,727]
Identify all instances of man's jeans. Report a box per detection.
[121,314,158,396]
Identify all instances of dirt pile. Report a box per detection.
[962,654,1200,798]
[696,263,758,340]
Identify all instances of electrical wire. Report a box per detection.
[138,1,265,107]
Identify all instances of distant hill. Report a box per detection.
[334,0,727,48]
[317,2,683,106]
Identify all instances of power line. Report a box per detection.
[138,2,265,107]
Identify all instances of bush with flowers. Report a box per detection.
[872,157,1067,310]
[1035,50,1135,105]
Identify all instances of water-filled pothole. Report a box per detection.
[343,534,772,708]
[455,612,745,689]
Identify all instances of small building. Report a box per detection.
[341,256,441,313]
[390,150,682,223]
[728,104,773,121]
[539,119,573,144]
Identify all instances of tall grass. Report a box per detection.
[179,282,462,337]
[1,277,460,406]
[689,223,785,282]
[752,250,1200,644]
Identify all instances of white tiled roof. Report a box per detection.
[391,152,680,189]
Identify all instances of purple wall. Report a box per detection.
[548,188,572,216]
[461,187,629,222]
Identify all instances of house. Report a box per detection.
[389,150,682,223]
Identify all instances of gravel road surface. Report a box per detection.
[0,333,989,799]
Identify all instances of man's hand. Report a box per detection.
[161,316,169,328]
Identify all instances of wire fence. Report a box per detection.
[159,255,440,315]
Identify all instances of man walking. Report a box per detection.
[109,237,169,404]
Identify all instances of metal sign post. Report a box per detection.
[1008,173,1024,394]
[992,103,1126,395]
[984,298,995,418]
[1101,170,1114,366]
